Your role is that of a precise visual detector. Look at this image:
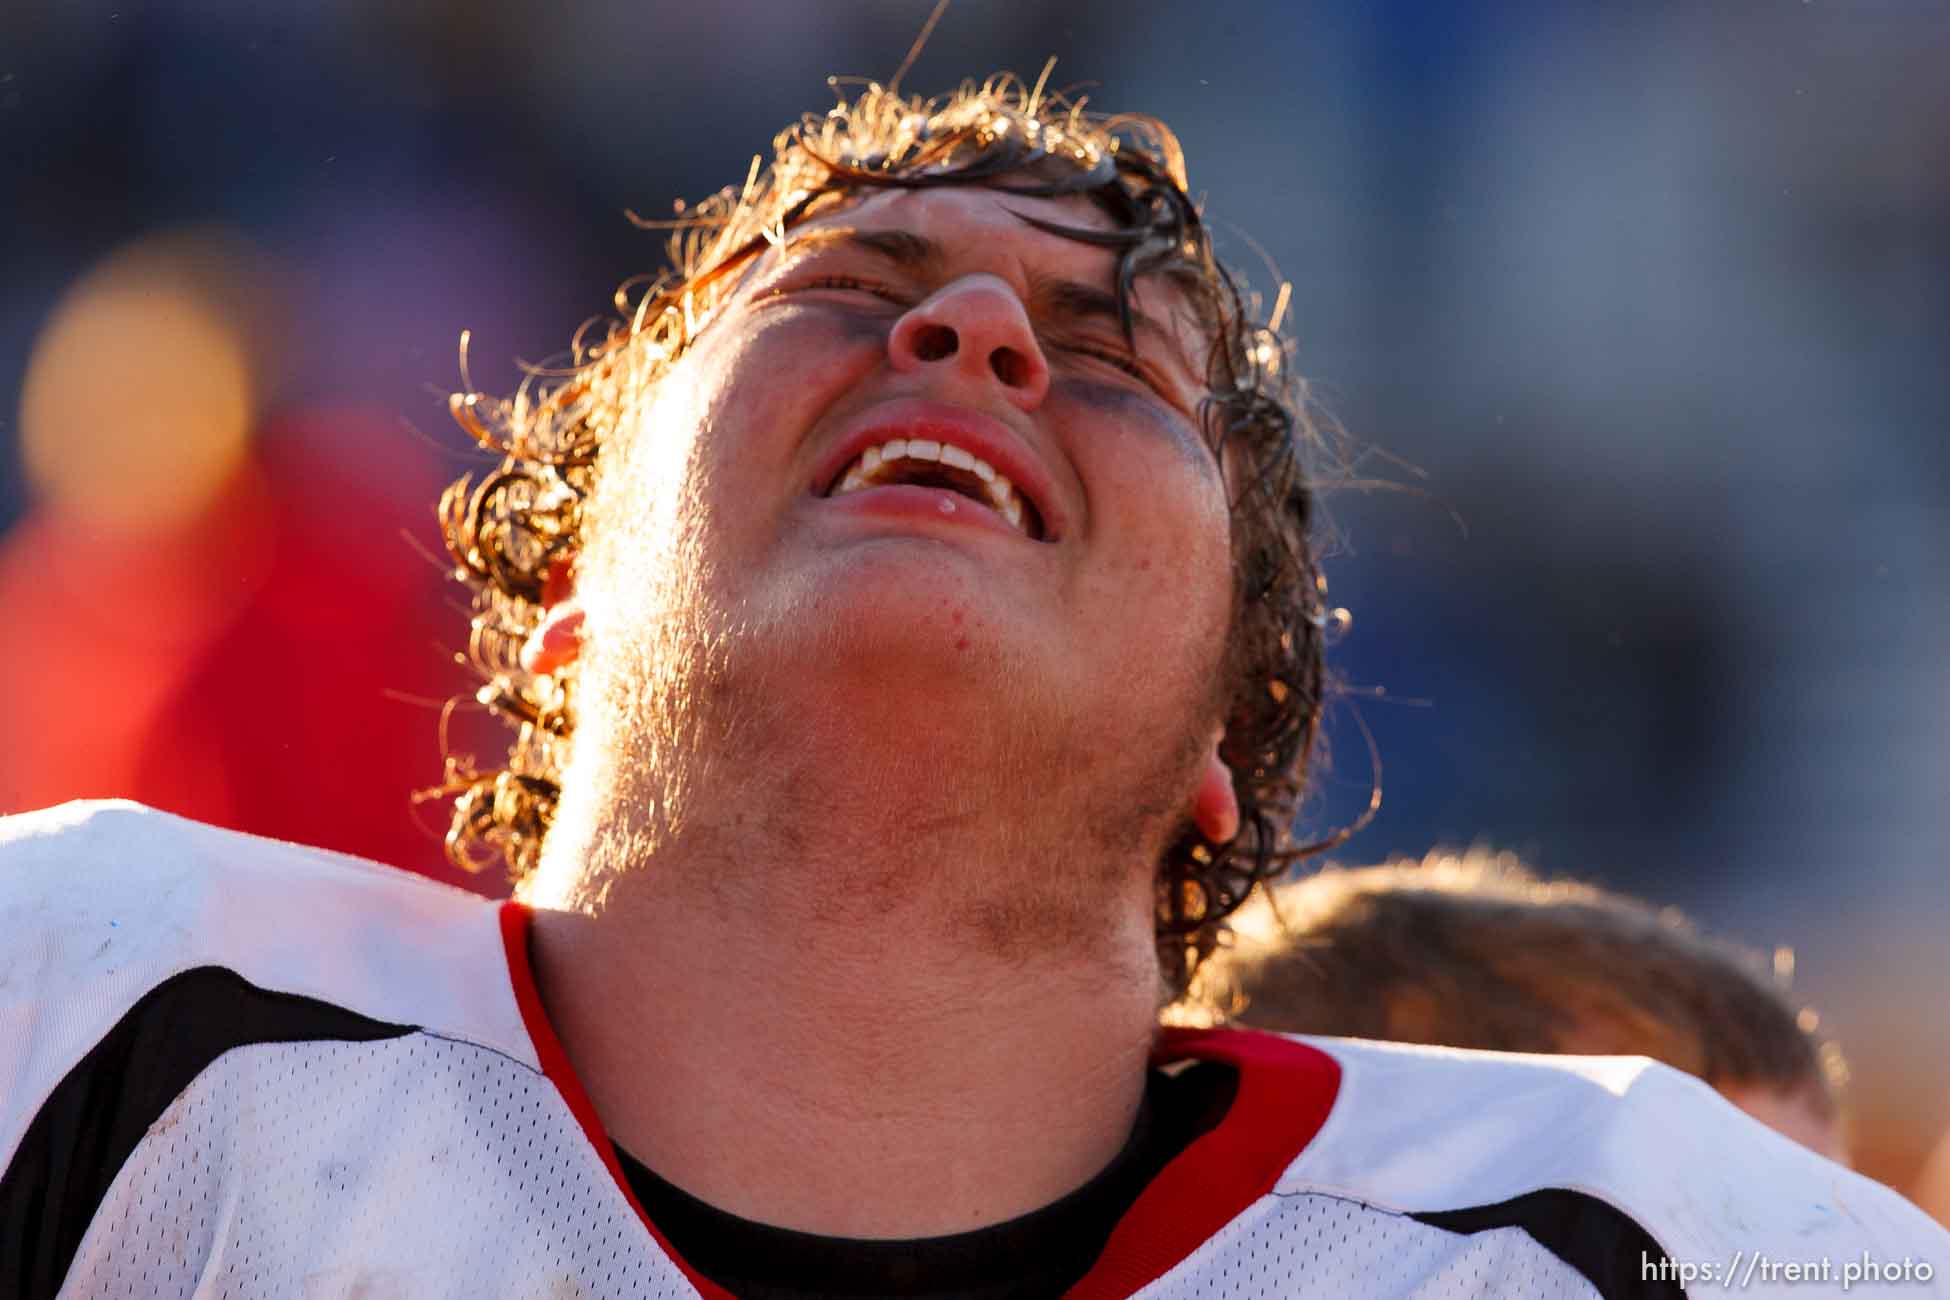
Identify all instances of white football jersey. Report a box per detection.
[2,801,1943,1298]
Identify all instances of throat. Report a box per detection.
[525,867,1164,1239]
[609,1060,1239,1294]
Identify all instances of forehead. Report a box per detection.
[789,184,1120,258]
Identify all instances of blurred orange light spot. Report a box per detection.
[20,232,264,533]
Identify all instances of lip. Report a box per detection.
[811,398,1067,543]
[817,482,1033,543]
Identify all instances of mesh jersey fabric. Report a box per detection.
[58,1036,1596,1300]
[3,801,1945,1299]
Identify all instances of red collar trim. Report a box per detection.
[499,900,736,1300]
[1064,1026,1342,1297]
[500,901,1342,1298]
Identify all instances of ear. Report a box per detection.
[1190,730,1240,845]
[519,554,584,676]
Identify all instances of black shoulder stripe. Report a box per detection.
[0,965,413,1299]
[1414,1188,1686,1300]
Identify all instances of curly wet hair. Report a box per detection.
[433,74,1354,993]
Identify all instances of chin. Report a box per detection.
[769,545,1041,660]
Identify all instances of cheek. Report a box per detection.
[1056,376,1216,476]
[690,307,888,472]
[1056,377,1233,616]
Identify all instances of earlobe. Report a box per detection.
[520,554,585,676]
[521,601,586,676]
[1190,738,1240,845]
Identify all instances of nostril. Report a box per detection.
[911,324,958,363]
[989,347,1032,389]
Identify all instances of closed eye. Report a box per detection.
[795,274,902,302]
[1055,339,1199,418]
[1063,341,1148,381]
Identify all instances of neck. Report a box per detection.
[524,706,1171,1239]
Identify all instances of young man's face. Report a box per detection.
[573,181,1237,867]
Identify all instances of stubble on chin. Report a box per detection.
[544,401,1231,971]
[553,558,1220,968]
[529,402,757,909]
[940,669,1222,970]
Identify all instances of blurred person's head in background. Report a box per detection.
[432,75,1337,996]
[1915,1128,1950,1229]
[1191,851,1849,1161]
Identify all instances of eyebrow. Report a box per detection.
[783,226,939,270]
[780,225,1200,377]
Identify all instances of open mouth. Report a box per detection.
[824,437,1048,541]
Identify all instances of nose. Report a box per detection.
[886,274,1050,410]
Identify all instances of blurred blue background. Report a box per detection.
[3,0,1946,1200]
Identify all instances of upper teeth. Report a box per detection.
[831,438,1031,535]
